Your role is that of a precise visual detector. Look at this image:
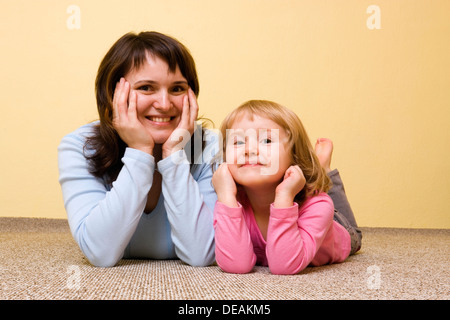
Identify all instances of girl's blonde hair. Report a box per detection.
[219,100,331,206]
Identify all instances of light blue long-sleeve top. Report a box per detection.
[58,121,219,267]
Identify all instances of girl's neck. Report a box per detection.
[243,184,277,215]
[243,184,277,241]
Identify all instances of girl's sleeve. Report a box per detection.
[58,133,154,267]
[213,202,257,273]
[157,131,218,267]
[265,194,334,274]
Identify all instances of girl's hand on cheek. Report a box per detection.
[274,165,306,208]
[112,78,155,154]
[162,88,198,158]
[212,163,239,208]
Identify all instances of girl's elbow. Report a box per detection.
[268,262,304,275]
[216,256,255,274]
[220,264,254,274]
[269,266,299,275]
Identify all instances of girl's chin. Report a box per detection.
[235,174,283,188]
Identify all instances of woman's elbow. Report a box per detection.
[178,248,216,267]
[79,243,122,268]
[84,252,121,268]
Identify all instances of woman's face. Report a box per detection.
[124,53,189,144]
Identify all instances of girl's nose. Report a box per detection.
[245,138,258,156]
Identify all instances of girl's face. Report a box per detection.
[124,54,189,144]
[225,113,292,188]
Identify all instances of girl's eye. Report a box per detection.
[233,138,245,146]
[261,139,272,144]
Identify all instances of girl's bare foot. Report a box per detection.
[315,138,333,173]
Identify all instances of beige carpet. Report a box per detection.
[0,218,448,300]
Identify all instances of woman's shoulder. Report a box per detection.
[201,126,220,145]
[191,125,221,165]
[58,121,99,157]
[60,121,99,144]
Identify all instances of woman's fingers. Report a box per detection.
[180,94,190,128]
[112,79,122,122]
[113,78,129,123]
[127,87,137,120]
[187,88,199,124]
[178,88,198,131]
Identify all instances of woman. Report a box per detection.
[58,31,219,267]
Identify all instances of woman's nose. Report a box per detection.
[153,90,172,111]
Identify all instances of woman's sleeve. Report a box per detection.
[213,202,257,274]
[158,145,218,267]
[58,133,154,267]
[265,194,334,274]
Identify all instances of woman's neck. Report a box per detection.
[153,144,163,162]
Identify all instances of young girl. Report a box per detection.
[212,100,361,275]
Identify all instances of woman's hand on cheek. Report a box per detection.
[274,165,306,208]
[162,88,198,158]
[112,78,155,155]
[212,163,239,208]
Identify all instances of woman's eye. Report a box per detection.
[171,85,188,94]
[137,85,154,92]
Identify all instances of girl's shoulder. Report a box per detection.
[300,192,334,210]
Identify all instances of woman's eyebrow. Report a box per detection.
[133,80,157,86]
[133,80,188,86]
[173,80,188,84]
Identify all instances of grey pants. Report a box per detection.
[328,169,362,255]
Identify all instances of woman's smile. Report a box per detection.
[125,53,188,144]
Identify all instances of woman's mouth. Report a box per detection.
[146,116,175,124]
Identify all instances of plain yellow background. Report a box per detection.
[1,0,449,228]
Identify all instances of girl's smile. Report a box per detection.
[225,113,292,187]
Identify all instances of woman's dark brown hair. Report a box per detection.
[85,31,201,184]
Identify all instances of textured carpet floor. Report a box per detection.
[0,218,448,300]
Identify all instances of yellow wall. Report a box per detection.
[1,0,449,228]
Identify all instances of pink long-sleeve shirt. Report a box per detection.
[213,192,351,275]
